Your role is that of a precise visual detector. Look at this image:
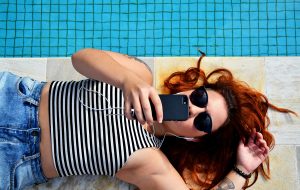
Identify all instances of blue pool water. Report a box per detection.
[0,0,299,57]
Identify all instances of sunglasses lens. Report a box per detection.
[194,112,212,134]
[190,87,208,108]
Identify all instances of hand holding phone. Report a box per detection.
[132,94,189,121]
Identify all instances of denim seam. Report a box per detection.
[0,127,35,132]
[10,153,41,188]
[0,139,22,143]
[28,154,40,183]
[28,106,32,132]
[0,127,40,143]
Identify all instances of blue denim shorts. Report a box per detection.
[0,72,48,190]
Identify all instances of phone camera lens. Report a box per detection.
[182,96,188,104]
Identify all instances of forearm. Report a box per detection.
[136,174,190,190]
[211,170,246,190]
[71,48,135,89]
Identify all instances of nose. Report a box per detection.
[189,104,206,117]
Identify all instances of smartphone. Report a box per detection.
[132,94,189,121]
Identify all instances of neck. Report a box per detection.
[143,122,166,137]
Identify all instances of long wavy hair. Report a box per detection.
[161,51,296,189]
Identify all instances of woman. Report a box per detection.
[0,48,294,190]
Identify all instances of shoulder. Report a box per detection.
[116,148,189,189]
[116,148,170,177]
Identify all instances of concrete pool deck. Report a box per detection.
[0,56,299,189]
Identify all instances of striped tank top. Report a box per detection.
[49,79,161,177]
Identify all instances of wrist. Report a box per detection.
[233,165,252,179]
[235,164,252,174]
[120,71,134,90]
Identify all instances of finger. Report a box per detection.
[249,143,260,153]
[124,100,133,120]
[132,97,146,125]
[251,146,265,158]
[257,138,267,148]
[263,146,270,156]
[255,132,268,148]
[140,94,153,125]
[248,130,256,145]
[149,90,163,123]
[250,143,268,158]
[248,136,262,151]
[256,132,264,141]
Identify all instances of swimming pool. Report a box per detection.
[0,0,299,57]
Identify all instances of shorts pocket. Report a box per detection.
[12,154,42,189]
[17,77,35,97]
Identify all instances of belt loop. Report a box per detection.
[24,97,39,106]
[23,81,46,106]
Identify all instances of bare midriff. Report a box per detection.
[39,82,59,179]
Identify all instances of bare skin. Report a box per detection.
[38,49,269,190]
[39,82,57,178]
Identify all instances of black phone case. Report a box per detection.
[150,94,189,121]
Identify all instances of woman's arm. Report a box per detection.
[71,48,163,124]
[212,131,270,190]
[72,48,153,86]
[211,170,245,190]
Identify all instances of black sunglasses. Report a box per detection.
[189,86,212,134]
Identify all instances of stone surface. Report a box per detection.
[251,145,298,190]
[265,57,300,145]
[46,58,86,81]
[29,175,135,190]
[0,58,47,81]
[1,57,299,189]
[297,146,300,186]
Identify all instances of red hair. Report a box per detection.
[161,51,296,189]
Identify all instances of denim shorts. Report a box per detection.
[0,72,48,190]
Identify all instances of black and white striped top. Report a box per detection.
[49,79,161,177]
